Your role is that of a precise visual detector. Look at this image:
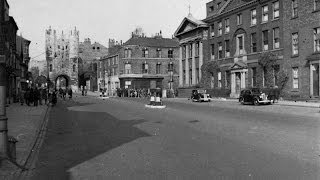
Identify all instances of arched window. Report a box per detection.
[73,64,76,72]
[49,64,53,72]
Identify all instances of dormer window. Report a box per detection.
[209,6,214,12]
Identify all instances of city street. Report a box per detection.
[28,95,320,180]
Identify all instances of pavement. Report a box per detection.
[0,102,49,179]
[80,91,320,108]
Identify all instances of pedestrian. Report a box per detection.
[33,87,40,106]
[18,88,24,105]
[84,86,87,96]
[29,88,34,106]
[42,88,48,105]
[68,88,73,99]
[25,88,30,106]
[39,88,43,105]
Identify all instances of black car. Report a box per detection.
[191,89,211,102]
[239,88,272,105]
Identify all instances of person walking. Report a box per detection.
[68,88,73,99]
[33,87,40,106]
[29,88,34,106]
[42,88,48,105]
[25,88,30,106]
[39,88,43,105]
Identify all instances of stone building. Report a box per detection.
[103,33,179,95]
[45,26,80,91]
[282,0,320,99]
[174,13,208,88]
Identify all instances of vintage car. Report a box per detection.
[239,88,272,105]
[191,89,212,102]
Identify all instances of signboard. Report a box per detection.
[0,55,5,64]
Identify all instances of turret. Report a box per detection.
[69,26,79,58]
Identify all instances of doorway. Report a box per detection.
[313,64,319,97]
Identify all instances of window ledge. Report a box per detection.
[312,51,320,55]
[291,54,299,58]
[250,24,257,28]
[312,9,320,13]
[291,16,298,20]
[261,21,268,24]
[291,89,299,92]
[271,18,279,22]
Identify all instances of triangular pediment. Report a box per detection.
[230,61,247,70]
[221,0,255,14]
[175,18,197,36]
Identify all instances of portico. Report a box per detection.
[229,61,248,98]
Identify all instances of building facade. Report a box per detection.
[174,14,208,88]
[114,33,179,94]
[282,0,320,99]
[45,26,79,91]
[16,35,31,91]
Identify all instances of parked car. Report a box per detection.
[191,89,211,102]
[239,88,272,105]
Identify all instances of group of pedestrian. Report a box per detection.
[81,86,87,96]
[19,87,48,106]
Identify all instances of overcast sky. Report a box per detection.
[9,0,208,61]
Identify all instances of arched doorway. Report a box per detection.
[55,74,70,90]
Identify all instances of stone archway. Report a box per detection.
[54,74,71,90]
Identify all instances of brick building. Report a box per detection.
[108,33,179,94]
[282,0,320,99]
[16,35,31,91]
[0,0,20,103]
[98,39,122,96]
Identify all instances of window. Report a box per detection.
[217,2,221,9]
[252,67,257,87]
[225,40,230,58]
[210,24,215,37]
[273,27,280,49]
[142,48,148,58]
[209,6,214,12]
[196,42,199,56]
[211,44,215,60]
[125,49,132,58]
[49,64,53,72]
[125,63,131,74]
[156,48,162,58]
[314,27,320,52]
[218,72,222,88]
[168,62,174,72]
[99,72,102,78]
[292,67,299,89]
[225,71,230,88]
[292,0,298,18]
[262,5,269,22]
[218,42,223,59]
[156,63,161,74]
[142,63,148,73]
[218,21,222,36]
[108,59,111,66]
[211,74,214,88]
[292,32,299,55]
[93,47,95,50]
[237,14,242,25]
[73,64,76,72]
[251,9,257,25]
[273,1,279,19]
[168,49,174,58]
[251,33,257,53]
[225,18,230,34]
[99,61,102,68]
[237,35,244,55]
[111,68,114,76]
[315,0,320,11]
[263,30,269,51]
[97,47,100,51]
[58,45,60,49]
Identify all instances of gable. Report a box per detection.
[176,20,197,35]
[221,0,253,14]
[230,61,247,70]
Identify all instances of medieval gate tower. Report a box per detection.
[45,26,79,91]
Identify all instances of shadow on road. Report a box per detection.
[31,100,150,180]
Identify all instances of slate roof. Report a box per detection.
[124,37,179,48]
[185,14,207,26]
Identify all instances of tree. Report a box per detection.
[200,61,220,88]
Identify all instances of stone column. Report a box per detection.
[192,42,196,85]
[231,72,236,96]
[199,41,203,82]
[179,46,183,87]
[310,63,313,96]
[241,72,246,89]
[185,44,190,86]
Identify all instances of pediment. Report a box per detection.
[175,19,197,36]
[230,61,247,70]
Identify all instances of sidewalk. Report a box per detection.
[164,97,320,108]
[0,102,49,179]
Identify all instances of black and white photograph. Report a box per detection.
[0,0,320,179]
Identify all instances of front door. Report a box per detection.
[235,72,241,94]
[313,64,319,97]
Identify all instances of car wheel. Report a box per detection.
[239,97,244,105]
[253,99,259,106]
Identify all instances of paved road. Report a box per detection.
[28,96,320,180]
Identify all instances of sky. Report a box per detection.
[9,0,209,61]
